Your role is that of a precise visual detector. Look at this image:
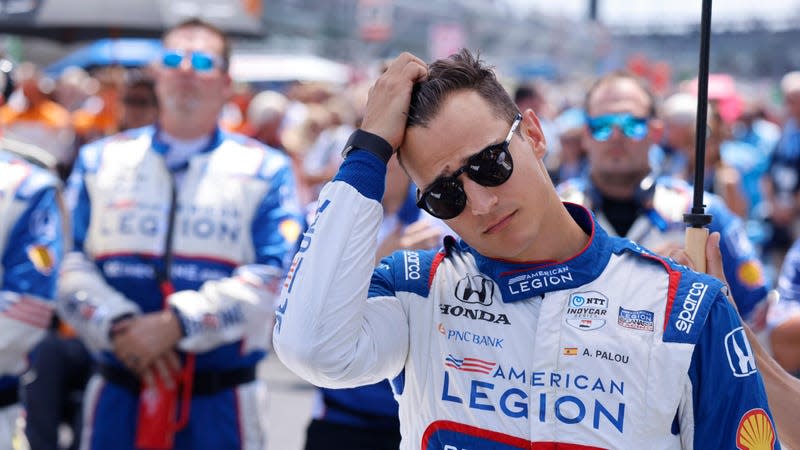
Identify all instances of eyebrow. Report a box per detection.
[424,138,505,189]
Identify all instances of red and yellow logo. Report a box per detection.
[736,408,776,450]
[563,347,578,356]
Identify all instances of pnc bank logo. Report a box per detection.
[454,274,495,306]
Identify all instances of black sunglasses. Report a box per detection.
[416,113,521,220]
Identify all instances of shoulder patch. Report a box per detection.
[612,237,725,344]
[663,269,724,344]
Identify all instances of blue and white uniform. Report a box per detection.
[57,126,303,450]
[557,175,769,322]
[274,151,779,449]
[0,149,61,444]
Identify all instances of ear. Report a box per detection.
[520,109,547,159]
[647,117,664,145]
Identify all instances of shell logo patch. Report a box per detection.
[737,261,764,288]
[736,408,776,450]
[27,245,55,275]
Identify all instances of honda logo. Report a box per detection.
[725,327,757,377]
[454,275,494,306]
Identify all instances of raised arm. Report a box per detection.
[273,53,428,388]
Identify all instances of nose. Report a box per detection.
[461,176,497,216]
[607,124,625,141]
[178,57,194,73]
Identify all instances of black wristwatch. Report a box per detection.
[341,129,393,164]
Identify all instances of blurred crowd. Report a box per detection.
[2,31,800,448]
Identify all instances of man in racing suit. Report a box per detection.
[274,50,780,449]
[56,19,303,450]
[556,72,769,325]
[0,147,62,446]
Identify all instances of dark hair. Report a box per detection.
[583,71,657,118]
[513,84,540,104]
[163,18,231,71]
[406,49,519,130]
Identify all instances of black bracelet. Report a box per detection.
[341,129,393,164]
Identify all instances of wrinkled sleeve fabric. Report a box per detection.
[170,159,304,353]
[56,145,140,351]
[273,151,409,389]
[684,291,781,449]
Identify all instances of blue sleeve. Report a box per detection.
[64,148,93,252]
[777,239,800,302]
[688,292,780,449]
[707,199,768,319]
[332,151,387,202]
[2,184,63,299]
[369,249,437,299]
[251,161,305,270]
[369,255,397,299]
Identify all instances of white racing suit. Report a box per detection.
[0,149,61,446]
[274,150,780,449]
[57,126,303,450]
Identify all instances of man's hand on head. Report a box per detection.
[360,52,428,151]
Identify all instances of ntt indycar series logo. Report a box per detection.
[565,291,608,331]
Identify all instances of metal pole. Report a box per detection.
[683,0,713,271]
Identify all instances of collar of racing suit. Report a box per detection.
[455,202,617,303]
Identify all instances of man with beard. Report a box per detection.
[57,19,303,450]
[557,72,771,330]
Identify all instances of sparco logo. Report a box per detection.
[404,251,421,280]
[454,275,495,306]
[675,282,708,334]
[439,304,510,325]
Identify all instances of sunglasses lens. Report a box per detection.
[588,117,613,141]
[421,180,466,220]
[622,118,648,140]
[191,53,215,72]
[468,146,513,186]
[588,114,648,141]
[162,52,183,68]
